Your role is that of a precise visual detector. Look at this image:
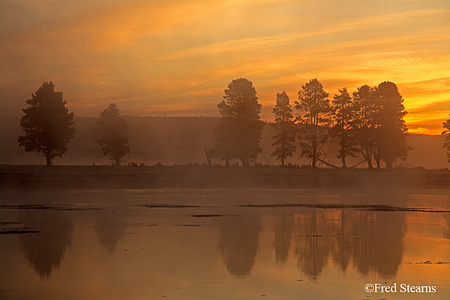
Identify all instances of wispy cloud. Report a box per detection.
[1,0,449,133]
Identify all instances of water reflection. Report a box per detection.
[18,210,74,278]
[444,195,450,242]
[214,192,408,280]
[1,189,448,300]
[295,209,332,280]
[273,212,294,264]
[291,194,406,280]
[94,207,127,253]
[361,211,404,278]
[332,209,351,273]
[216,213,261,277]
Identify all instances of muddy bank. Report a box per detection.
[0,165,449,189]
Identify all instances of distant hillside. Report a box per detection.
[0,116,448,169]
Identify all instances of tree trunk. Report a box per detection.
[360,145,373,169]
[375,156,381,169]
[115,157,120,166]
[366,150,373,169]
[341,147,347,168]
[46,155,52,167]
[386,156,393,169]
[205,149,212,166]
[312,140,317,168]
[341,129,347,168]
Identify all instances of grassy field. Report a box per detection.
[1,165,449,190]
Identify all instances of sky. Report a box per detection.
[1,0,449,134]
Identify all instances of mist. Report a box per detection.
[1,115,447,169]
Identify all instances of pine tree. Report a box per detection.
[18,81,75,166]
[352,85,377,169]
[442,114,450,163]
[213,78,264,167]
[272,92,296,166]
[295,79,331,168]
[96,103,130,166]
[331,88,357,168]
[376,81,409,169]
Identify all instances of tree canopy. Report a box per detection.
[331,87,358,168]
[295,79,331,168]
[18,81,75,166]
[213,78,264,166]
[376,81,409,169]
[95,103,130,166]
[272,91,296,166]
[443,114,450,163]
[351,82,409,169]
[352,85,378,169]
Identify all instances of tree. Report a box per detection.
[331,88,358,168]
[272,92,296,166]
[213,78,264,167]
[443,114,450,163]
[211,117,236,166]
[18,81,75,166]
[96,103,130,166]
[294,79,331,168]
[352,85,378,169]
[376,81,409,169]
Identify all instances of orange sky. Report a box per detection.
[1,0,449,134]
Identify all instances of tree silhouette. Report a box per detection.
[211,117,237,166]
[96,103,130,166]
[352,82,409,169]
[331,88,358,168]
[95,207,127,253]
[272,92,296,166]
[352,85,378,169]
[274,212,294,264]
[295,79,331,168]
[213,78,264,167]
[295,209,332,280]
[376,81,409,169]
[216,214,261,277]
[18,81,75,166]
[19,210,74,278]
[443,114,450,163]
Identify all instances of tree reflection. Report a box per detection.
[295,209,333,280]
[19,210,74,278]
[332,209,352,272]
[353,192,405,278]
[351,210,405,278]
[445,214,450,241]
[273,212,294,264]
[444,195,450,242]
[292,192,406,280]
[217,213,261,277]
[94,207,127,253]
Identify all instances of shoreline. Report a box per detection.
[1,165,449,190]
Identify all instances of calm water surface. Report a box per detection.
[0,189,449,299]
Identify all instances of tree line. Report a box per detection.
[211,78,412,169]
[18,82,130,166]
[17,80,450,167]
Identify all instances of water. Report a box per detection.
[0,189,449,299]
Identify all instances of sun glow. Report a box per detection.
[1,0,449,133]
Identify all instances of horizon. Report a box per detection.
[1,0,449,134]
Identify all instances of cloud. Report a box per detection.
[1,0,449,134]
[408,99,450,114]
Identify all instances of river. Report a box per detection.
[1,188,449,299]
